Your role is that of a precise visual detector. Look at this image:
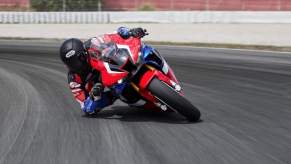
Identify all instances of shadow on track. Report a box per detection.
[82,105,203,124]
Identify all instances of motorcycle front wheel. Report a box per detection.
[148,78,201,122]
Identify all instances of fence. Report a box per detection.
[104,0,291,11]
[1,11,291,24]
[1,0,291,11]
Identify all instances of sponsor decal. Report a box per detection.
[69,82,81,88]
[66,50,75,58]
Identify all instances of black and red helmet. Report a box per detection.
[60,38,89,73]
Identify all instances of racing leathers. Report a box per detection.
[68,27,147,114]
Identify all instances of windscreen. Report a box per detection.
[102,43,131,67]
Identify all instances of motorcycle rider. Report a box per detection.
[59,27,147,115]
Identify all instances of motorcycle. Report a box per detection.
[89,35,201,122]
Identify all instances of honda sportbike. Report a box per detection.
[89,36,201,121]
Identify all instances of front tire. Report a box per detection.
[148,78,201,122]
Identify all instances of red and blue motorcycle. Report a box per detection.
[89,36,201,122]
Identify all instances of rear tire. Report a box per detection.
[148,78,201,122]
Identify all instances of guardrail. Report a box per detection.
[1,11,291,24]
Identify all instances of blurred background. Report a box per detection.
[0,0,291,47]
[1,2,291,164]
[1,0,291,11]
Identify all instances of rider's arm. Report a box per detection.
[68,71,87,109]
[83,27,146,50]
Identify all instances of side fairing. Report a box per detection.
[90,57,128,87]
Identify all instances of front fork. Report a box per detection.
[130,65,182,111]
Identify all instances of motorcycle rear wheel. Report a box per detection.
[148,78,201,122]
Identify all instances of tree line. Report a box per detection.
[31,0,102,11]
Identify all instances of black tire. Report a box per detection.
[148,78,201,122]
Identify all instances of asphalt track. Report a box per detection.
[0,40,290,164]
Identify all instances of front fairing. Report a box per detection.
[89,42,139,87]
[141,44,169,75]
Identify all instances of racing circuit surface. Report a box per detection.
[0,40,290,164]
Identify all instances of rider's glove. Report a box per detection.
[129,28,148,38]
[117,27,130,39]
